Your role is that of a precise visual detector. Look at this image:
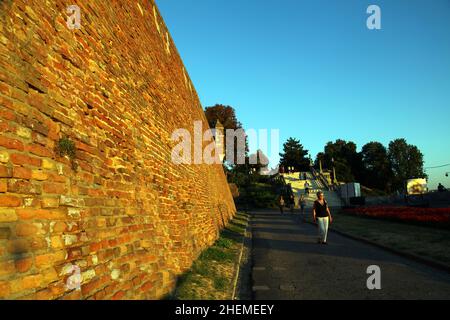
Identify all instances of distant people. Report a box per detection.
[299,172,302,180]
[304,181,310,195]
[313,191,333,245]
[438,183,447,192]
[289,194,295,213]
[298,194,306,222]
[278,195,285,214]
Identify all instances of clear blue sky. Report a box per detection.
[156,0,450,189]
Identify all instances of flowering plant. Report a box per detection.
[342,206,450,225]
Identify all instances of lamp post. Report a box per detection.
[332,157,337,185]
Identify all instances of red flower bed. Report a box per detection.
[343,206,450,224]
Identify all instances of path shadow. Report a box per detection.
[250,211,420,265]
[252,226,308,235]
[252,233,406,264]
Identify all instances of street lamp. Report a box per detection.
[331,157,337,184]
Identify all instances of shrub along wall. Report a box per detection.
[0,0,235,299]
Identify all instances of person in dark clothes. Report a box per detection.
[278,195,285,214]
[304,181,310,195]
[289,194,295,213]
[298,194,306,222]
[313,191,333,244]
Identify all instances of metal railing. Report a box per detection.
[310,167,333,191]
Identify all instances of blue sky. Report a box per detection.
[156,0,450,189]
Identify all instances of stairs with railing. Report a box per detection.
[282,170,342,209]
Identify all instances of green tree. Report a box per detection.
[279,138,310,171]
[360,142,392,191]
[204,104,248,166]
[315,139,362,182]
[227,160,255,188]
[388,138,426,192]
[204,104,242,131]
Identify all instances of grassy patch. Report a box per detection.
[328,212,450,266]
[171,212,249,300]
[216,238,233,249]
[214,277,229,290]
[199,247,234,263]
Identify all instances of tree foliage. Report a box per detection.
[204,104,242,131]
[315,138,426,193]
[204,104,248,166]
[279,137,310,172]
[388,138,426,191]
[315,139,362,182]
[360,141,392,191]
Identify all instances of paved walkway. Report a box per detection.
[251,210,450,299]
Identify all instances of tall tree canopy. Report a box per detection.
[360,142,392,191]
[279,137,310,171]
[204,104,242,130]
[315,139,362,182]
[314,138,427,193]
[388,138,426,191]
[204,104,247,166]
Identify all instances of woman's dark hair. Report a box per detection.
[317,191,323,198]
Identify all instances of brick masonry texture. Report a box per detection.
[0,0,236,299]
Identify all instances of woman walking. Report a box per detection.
[312,191,333,244]
[289,194,295,213]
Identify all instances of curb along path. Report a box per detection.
[232,213,251,300]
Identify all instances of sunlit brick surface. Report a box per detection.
[0,0,236,299]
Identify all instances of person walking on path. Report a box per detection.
[313,191,333,244]
[304,181,310,195]
[298,194,306,222]
[289,194,295,213]
[278,195,285,214]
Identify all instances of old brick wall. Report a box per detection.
[0,0,236,299]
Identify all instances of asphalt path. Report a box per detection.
[251,210,450,300]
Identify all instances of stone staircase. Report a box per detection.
[282,171,342,209]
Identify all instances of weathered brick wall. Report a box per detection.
[0,0,236,299]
